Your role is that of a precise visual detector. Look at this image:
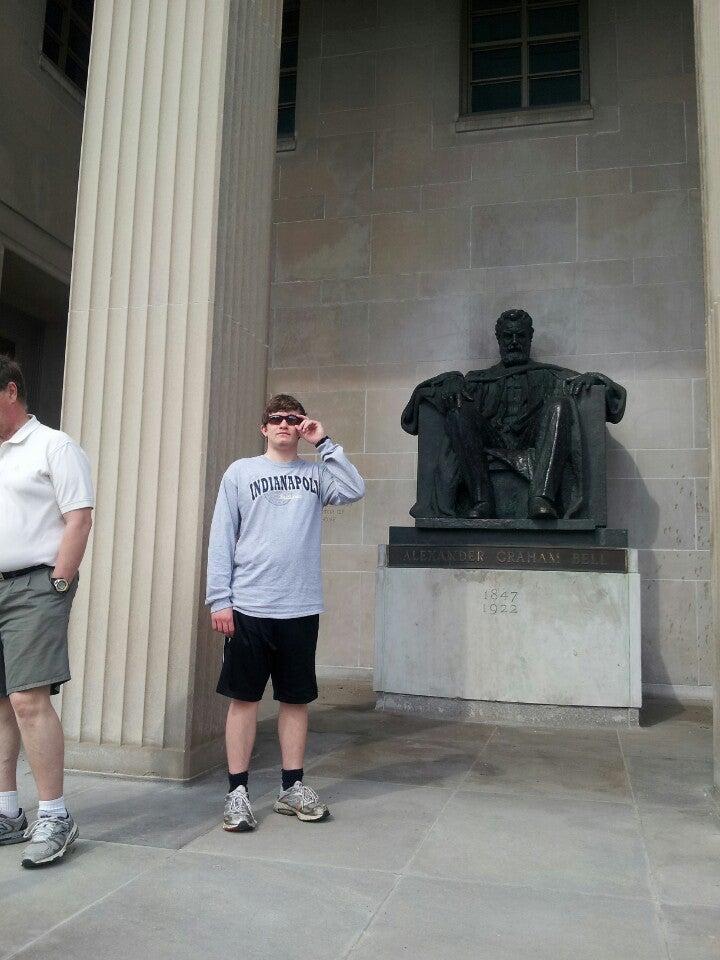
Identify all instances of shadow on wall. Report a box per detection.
[606,432,671,710]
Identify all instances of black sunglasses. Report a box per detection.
[266,414,304,426]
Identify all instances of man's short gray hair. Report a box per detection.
[0,355,26,403]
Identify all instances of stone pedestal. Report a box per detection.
[374,547,641,727]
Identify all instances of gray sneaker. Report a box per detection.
[223,785,257,832]
[21,813,78,867]
[274,781,329,822]
[0,809,28,845]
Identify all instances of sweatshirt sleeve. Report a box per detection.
[317,438,365,506]
[206,467,241,612]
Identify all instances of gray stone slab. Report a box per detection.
[640,578,700,686]
[12,852,397,960]
[625,753,715,808]
[187,776,453,872]
[464,727,632,803]
[347,875,666,960]
[577,102,686,170]
[17,769,125,815]
[306,733,479,785]
[579,191,690,262]
[308,705,495,747]
[607,478,697,550]
[0,841,169,960]
[471,198,577,268]
[59,768,275,849]
[272,302,368,367]
[639,804,720,908]
[662,903,720,960]
[408,791,652,899]
[620,721,713,760]
[244,729,355,772]
[396,718,496,749]
[489,725,624,755]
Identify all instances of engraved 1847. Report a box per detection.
[482,588,519,615]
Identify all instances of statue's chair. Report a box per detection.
[410,385,608,524]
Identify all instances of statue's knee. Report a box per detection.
[548,397,572,421]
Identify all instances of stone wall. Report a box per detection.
[268,0,709,698]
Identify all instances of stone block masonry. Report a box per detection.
[269,0,708,699]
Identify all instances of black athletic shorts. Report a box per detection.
[216,609,319,704]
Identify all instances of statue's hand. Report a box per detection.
[438,375,468,411]
[564,372,603,396]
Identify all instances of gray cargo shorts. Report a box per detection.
[0,567,78,698]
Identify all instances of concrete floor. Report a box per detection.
[3,694,719,960]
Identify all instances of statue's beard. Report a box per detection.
[501,350,529,366]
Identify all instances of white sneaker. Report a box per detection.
[223,785,257,832]
[274,782,329,822]
[0,809,28,845]
[21,813,78,867]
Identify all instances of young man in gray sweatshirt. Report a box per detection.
[206,394,365,830]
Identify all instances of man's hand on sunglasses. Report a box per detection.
[297,418,325,445]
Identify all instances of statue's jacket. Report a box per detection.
[401,361,626,519]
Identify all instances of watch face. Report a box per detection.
[53,578,70,593]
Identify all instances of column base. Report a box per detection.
[64,736,225,781]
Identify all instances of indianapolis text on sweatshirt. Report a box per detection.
[206,438,365,619]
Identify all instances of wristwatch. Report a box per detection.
[49,573,70,593]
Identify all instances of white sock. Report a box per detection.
[0,790,20,818]
[38,796,67,819]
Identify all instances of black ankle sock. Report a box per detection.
[228,770,248,792]
[282,767,303,791]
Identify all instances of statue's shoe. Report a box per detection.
[528,496,558,519]
[466,502,493,519]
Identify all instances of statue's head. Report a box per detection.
[495,309,534,367]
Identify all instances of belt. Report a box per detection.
[0,564,51,581]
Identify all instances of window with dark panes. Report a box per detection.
[463,0,588,115]
[42,0,94,93]
[277,1,300,139]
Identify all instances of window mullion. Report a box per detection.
[521,0,529,109]
[277,0,300,141]
[59,0,72,74]
[463,0,472,116]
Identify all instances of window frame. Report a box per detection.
[41,0,93,95]
[459,0,590,126]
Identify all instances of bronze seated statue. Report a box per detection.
[401,309,627,523]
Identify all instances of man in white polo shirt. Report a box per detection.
[0,356,94,867]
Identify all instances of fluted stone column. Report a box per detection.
[60,0,281,778]
[694,0,720,791]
